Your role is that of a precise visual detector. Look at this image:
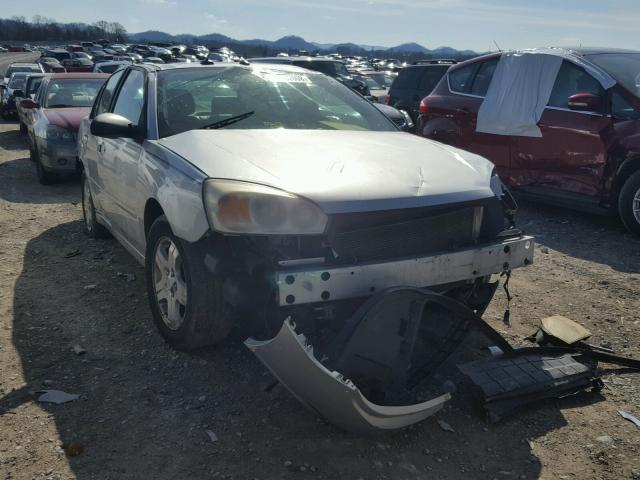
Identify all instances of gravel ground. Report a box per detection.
[0,87,639,479]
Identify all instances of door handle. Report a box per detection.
[97,143,105,154]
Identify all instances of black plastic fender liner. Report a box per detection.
[324,287,515,396]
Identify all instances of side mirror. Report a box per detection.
[90,113,140,138]
[568,93,602,112]
[20,99,38,109]
[13,89,24,98]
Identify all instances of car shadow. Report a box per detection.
[0,157,79,204]
[0,218,601,479]
[0,124,29,150]
[517,201,640,273]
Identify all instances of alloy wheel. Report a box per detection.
[633,186,640,224]
[153,237,188,330]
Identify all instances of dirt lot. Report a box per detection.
[0,102,639,478]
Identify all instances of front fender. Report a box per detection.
[142,142,210,244]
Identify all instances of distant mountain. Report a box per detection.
[128,30,479,58]
[387,42,430,54]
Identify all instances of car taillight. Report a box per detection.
[419,98,429,114]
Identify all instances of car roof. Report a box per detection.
[49,72,111,79]
[9,63,40,67]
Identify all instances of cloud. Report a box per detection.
[206,13,229,24]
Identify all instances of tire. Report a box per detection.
[33,146,57,185]
[145,215,233,350]
[618,170,640,236]
[81,171,110,238]
[19,122,26,134]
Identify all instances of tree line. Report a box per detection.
[0,16,128,43]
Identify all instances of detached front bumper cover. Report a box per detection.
[245,319,450,434]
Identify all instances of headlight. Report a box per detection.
[203,179,328,235]
[46,124,75,142]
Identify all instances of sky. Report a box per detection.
[3,0,639,51]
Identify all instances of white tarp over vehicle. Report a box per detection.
[476,48,616,138]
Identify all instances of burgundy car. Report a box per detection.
[21,73,109,184]
[418,47,640,235]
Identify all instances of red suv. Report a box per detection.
[418,48,640,235]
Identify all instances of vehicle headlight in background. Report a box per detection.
[46,124,75,142]
[203,179,328,235]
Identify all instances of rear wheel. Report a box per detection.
[19,122,26,134]
[81,171,110,238]
[618,170,640,236]
[0,107,9,121]
[145,216,233,350]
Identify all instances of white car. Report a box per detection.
[78,62,534,432]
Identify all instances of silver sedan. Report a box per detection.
[78,62,533,432]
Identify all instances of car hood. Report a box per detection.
[157,129,496,214]
[44,107,91,131]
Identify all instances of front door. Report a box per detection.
[105,68,147,249]
[512,60,613,196]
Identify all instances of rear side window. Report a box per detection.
[448,63,475,94]
[470,59,498,96]
[392,67,423,90]
[547,60,604,109]
[417,66,450,94]
[94,69,125,117]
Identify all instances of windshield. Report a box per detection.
[27,77,43,96]
[8,74,27,89]
[368,73,395,88]
[44,78,106,108]
[585,53,640,97]
[156,66,395,138]
[98,64,125,73]
[6,65,41,77]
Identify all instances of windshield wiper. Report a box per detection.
[200,111,255,130]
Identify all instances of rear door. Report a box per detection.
[511,60,612,196]
[81,68,125,223]
[444,58,511,177]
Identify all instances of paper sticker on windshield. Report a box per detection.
[253,71,311,84]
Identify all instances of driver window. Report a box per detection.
[547,61,604,110]
[112,70,146,127]
[94,69,124,117]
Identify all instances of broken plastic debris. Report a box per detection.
[72,344,86,355]
[83,284,97,291]
[37,390,80,404]
[205,430,218,442]
[618,410,640,428]
[245,319,450,434]
[437,419,455,433]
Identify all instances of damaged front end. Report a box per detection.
[216,193,534,433]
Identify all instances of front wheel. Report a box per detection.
[619,170,640,236]
[33,146,57,185]
[145,216,233,350]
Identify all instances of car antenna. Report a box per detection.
[493,40,502,52]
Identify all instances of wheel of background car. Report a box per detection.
[618,170,640,236]
[19,122,26,134]
[0,107,9,121]
[81,171,110,238]
[33,146,57,185]
[145,215,233,350]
